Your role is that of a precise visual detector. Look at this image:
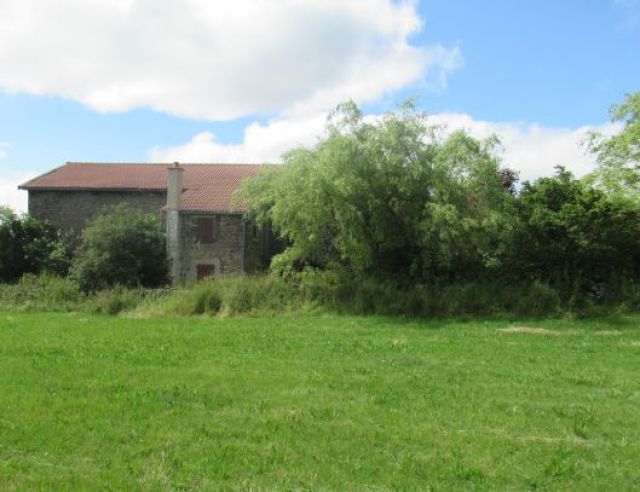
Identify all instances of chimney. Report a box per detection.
[166,162,184,285]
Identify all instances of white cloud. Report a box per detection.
[150,111,618,183]
[429,113,619,181]
[0,0,460,120]
[0,173,32,213]
[149,113,327,163]
[0,142,31,212]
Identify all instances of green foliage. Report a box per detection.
[3,272,639,318]
[91,286,152,315]
[502,167,640,294]
[0,207,71,282]
[238,101,512,282]
[0,273,85,311]
[139,276,303,317]
[71,204,169,292]
[239,99,640,305]
[586,91,640,200]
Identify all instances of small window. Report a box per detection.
[197,264,215,280]
[196,218,214,243]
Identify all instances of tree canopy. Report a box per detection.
[586,91,640,200]
[239,100,640,299]
[502,167,640,292]
[239,101,513,283]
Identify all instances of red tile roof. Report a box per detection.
[19,162,264,213]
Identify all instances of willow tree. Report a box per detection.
[238,101,514,283]
[586,91,640,201]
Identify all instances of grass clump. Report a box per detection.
[136,276,302,317]
[0,274,85,312]
[90,286,155,315]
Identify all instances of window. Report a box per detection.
[197,264,215,280]
[195,218,215,243]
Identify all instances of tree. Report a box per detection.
[501,167,640,293]
[586,91,640,200]
[71,204,168,291]
[238,101,514,282]
[0,207,71,282]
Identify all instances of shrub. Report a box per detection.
[0,207,71,282]
[500,168,640,297]
[71,204,169,292]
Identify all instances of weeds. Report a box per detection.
[1,272,638,318]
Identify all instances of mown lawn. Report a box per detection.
[0,312,639,490]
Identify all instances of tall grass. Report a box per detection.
[2,272,638,318]
[0,274,86,312]
[133,276,310,317]
[0,274,156,315]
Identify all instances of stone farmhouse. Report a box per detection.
[19,162,279,284]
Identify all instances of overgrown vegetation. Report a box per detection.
[0,207,71,282]
[586,91,640,200]
[2,273,638,318]
[239,101,514,283]
[70,204,168,292]
[239,96,640,308]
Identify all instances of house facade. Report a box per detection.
[19,162,279,284]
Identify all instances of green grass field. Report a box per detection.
[1,312,639,490]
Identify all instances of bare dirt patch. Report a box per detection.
[499,326,559,335]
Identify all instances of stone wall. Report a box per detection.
[28,189,167,237]
[176,214,276,282]
[27,189,279,282]
[178,213,243,281]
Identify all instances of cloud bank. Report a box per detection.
[150,113,615,183]
[0,0,460,120]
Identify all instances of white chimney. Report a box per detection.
[166,162,183,285]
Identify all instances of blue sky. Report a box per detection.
[0,0,638,210]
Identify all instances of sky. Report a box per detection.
[1,0,639,211]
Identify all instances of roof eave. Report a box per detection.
[179,209,246,215]
[20,186,168,192]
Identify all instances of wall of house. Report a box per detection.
[179,214,241,281]
[28,190,279,282]
[177,214,276,282]
[28,189,167,237]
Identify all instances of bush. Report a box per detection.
[499,168,640,297]
[0,207,71,282]
[71,204,169,292]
